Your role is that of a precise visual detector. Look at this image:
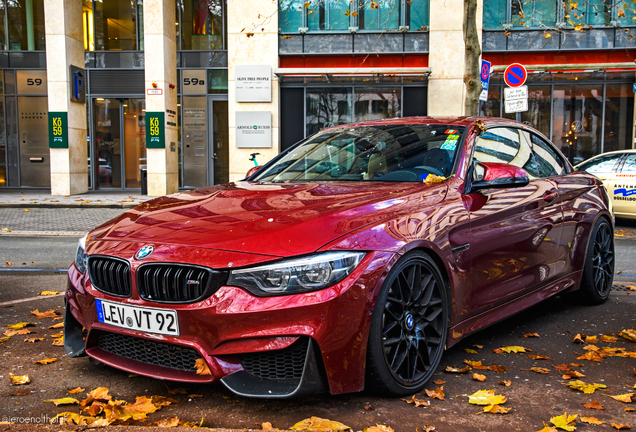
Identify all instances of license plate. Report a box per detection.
[95,299,179,336]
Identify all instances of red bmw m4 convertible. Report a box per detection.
[65,117,614,398]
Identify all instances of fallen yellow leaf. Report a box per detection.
[550,412,577,431]
[468,390,507,406]
[39,290,60,296]
[473,373,486,382]
[601,334,618,342]
[525,354,552,360]
[566,380,607,394]
[68,387,85,394]
[577,351,603,362]
[401,394,430,407]
[6,322,35,329]
[524,333,540,338]
[48,323,64,329]
[495,346,530,353]
[612,424,630,430]
[607,393,636,403]
[155,416,180,427]
[52,336,64,346]
[290,416,351,431]
[499,380,511,386]
[44,397,79,406]
[580,417,604,425]
[445,365,471,373]
[80,387,112,406]
[34,358,58,365]
[4,328,33,336]
[9,374,30,385]
[423,174,447,184]
[584,401,605,410]
[522,367,550,374]
[463,348,478,354]
[482,404,510,414]
[24,337,44,343]
[425,386,444,400]
[619,329,636,343]
[194,358,211,375]
[30,308,60,319]
[364,426,394,432]
[433,379,446,385]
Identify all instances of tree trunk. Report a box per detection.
[463,0,482,116]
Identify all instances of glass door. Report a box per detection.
[93,97,146,189]
[123,99,146,188]
[93,98,121,188]
[211,99,228,185]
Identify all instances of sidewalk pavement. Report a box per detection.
[0,189,151,236]
[0,189,148,208]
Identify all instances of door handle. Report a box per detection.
[543,190,558,202]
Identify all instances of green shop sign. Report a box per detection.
[48,112,68,148]
[146,112,165,149]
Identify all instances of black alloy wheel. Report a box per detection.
[366,251,448,395]
[579,218,614,304]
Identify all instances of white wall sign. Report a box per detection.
[235,65,271,102]
[504,86,528,100]
[504,98,528,114]
[17,70,47,95]
[235,111,272,148]
[181,69,207,95]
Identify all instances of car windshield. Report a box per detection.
[253,124,466,183]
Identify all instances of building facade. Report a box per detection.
[0,0,633,193]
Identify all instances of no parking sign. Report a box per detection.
[504,63,527,88]
[479,60,491,102]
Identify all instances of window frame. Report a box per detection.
[279,0,429,33]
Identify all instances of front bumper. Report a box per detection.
[65,249,395,397]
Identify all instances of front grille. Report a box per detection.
[88,256,132,297]
[98,331,201,371]
[137,264,228,303]
[239,338,308,380]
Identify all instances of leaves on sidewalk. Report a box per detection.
[44,397,80,406]
[6,322,35,329]
[473,373,486,382]
[580,417,604,425]
[565,380,607,394]
[584,401,605,410]
[39,290,60,296]
[425,387,444,400]
[30,309,60,319]
[9,374,30,385]
[34,358,58,364]
[401,395,430,407]
[499,380,511,387]
[619,329,636,343]
[52,336,64,346]
[550,413,577,431]
[445,365,471,374]
[493,346,531,354]
[48,322,64,329]
[290,417,351,431]
[607,393,636,403]
[521,367,550,374]
[68,387,85,394]
[4,328,33,336]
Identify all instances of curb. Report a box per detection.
[0,203,139,209]
[0,230,86,237]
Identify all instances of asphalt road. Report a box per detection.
[0,237,635,431]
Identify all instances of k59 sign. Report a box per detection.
[146,112,165,148]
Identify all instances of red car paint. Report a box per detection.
[66,117,611,396]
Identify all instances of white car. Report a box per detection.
[575,149,636,219]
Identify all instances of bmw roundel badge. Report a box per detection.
[135,245,154,260]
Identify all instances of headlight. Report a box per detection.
[75,234,89,273]
[227,251,365,296]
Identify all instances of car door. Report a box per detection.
[465,127,564,316]
[576,153,623,205]
[610,153,636,219]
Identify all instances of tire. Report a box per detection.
[578,217,614,305]
[365,251,449,396]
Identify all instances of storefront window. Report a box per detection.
[279,0,304,33]
[510,0,557,27]
[284,0,428,32]
[179,0,225,50]
[552,84,603,165]
[603,83,634,153]
[359,0,400,31]
[483,0,506,28]
[94,0,142,50]
[306,88,353,135]
[208,69,228,94]
[353,87,401,122]
[7,0,45,50]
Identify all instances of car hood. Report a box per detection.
[89,181,447,257]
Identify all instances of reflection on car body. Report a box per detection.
[65,117,614,398]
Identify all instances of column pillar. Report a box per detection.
[428,0,483,116]
[227,0,279,182]
[143,0,178,196]
[44,0,87,196]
